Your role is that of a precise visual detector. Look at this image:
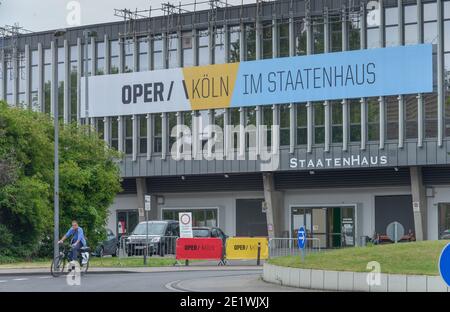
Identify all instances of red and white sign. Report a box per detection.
[176,238,223,260]
[179,212,193,238]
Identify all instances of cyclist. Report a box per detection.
[58,220,87,263]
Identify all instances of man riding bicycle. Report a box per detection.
[58,220,87,263]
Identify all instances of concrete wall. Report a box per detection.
[107,194,139,236]
[106,184,450,239]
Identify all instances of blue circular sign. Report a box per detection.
[439,243,450,287]
[297,226,306,250]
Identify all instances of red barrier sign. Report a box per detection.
[176,238,223,260]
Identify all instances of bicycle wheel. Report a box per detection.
[50,255,66,277]
[80,258,89,275]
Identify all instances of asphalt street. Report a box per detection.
[0,270,312,292]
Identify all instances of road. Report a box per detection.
[0,269,312,292]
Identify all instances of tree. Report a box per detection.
[0,101,121,259]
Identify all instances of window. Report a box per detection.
[168,112,177,151]
[162,209,218,227]
[262,106,273,147]
[167,34,178,68]
[348,15,361,50]
[124,40,134,73]
[83,41,92,76]
[245,24,256,61]
[262,23,272,59]
[153,113,162,153]
[245,107,257,149]
[110,40,119,74]
[229,26,240,63]
[386,96,399,140]
[296,104,307,145]
[438,203,450,239]
[69,45,78,122]
[213,109,225,154]
[43,48,51,114]
[31,50,39,111]
[280,104,290,146]
[214,28,225,64]
[57,46,64,120]
[18,51,26,108]
[404,5,418,45]
[330,16,342,52]
[367,27,380,49]
[367,98,380,141]
[313,102,324,144]
[278,23,289,57]
[295,19,307,55]
[331,101,342,143]
[96,41,105,75]
[111,117,118,150]
[385,7,399,47]
[230,108,240,149]
[139,115,147,154]
[124,116,133,154]
[182,31,193,67]
[312,19,324,54]
[153,36,163,70]
[405,95,418,139]
[349,100,361,142]
[96,118,104,140]
[424,93,438,139]
[138,39,149,72]
[423,2,438,44]
[197,30,209,66]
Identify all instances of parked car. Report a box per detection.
[126,220,179,256]
[440,230,450,240]
[93,229,119,257]
[192,227,228,247]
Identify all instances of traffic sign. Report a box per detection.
[297,226,306,250]
[179,212,193,238]
[439,243,450,287]
[144,195,151,211]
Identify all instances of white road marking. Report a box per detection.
[164,280,187,292]
[0,280,7,283]
[12,278,28,281]
[38,276,52,279]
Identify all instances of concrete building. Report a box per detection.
[2,0,450,247]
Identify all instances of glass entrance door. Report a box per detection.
[291,206,355,249]
[438,203,450,239]
[116,210,139,239]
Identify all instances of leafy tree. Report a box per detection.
[0,101,121,259]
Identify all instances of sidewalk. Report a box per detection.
[0,260,263,276]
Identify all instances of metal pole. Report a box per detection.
[257,242,261,266]
[53,38,59,268]
[144,210,148,265]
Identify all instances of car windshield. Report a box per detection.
[132,222,166,235]
[193,229,210,237]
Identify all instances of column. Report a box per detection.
[132,115,138,162]
[379,97,385,149]
[410,166,427,241]
[146,113,152,160]
[64,40,70,123]
[263,172,284,239]
[38,43,44,113]
[324,101,330,152]
[437,0,445,147]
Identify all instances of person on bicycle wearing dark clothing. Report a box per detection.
[58,220,87,262]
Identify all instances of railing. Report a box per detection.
[118,235,178,258]
[268,237,321,258]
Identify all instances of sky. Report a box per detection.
[0,0,256,33]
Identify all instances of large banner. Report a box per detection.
[81,44,433,118]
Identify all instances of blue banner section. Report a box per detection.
[230,44,433,106]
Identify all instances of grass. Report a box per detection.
[0,256,178,269]
[267,240,449,276]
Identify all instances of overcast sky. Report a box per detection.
[0,0,255,33]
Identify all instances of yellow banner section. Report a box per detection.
[225,237,269,260]
[182,62,239,110]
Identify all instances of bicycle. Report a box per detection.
[51,242,90,277]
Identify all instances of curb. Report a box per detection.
[262,263,450,292]
[0,266,263,277]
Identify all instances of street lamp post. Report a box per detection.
[53,29,66,267]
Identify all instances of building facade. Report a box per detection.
[2,0,450,247]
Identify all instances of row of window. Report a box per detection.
[1,1,450,133]
[94,93,448,156]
